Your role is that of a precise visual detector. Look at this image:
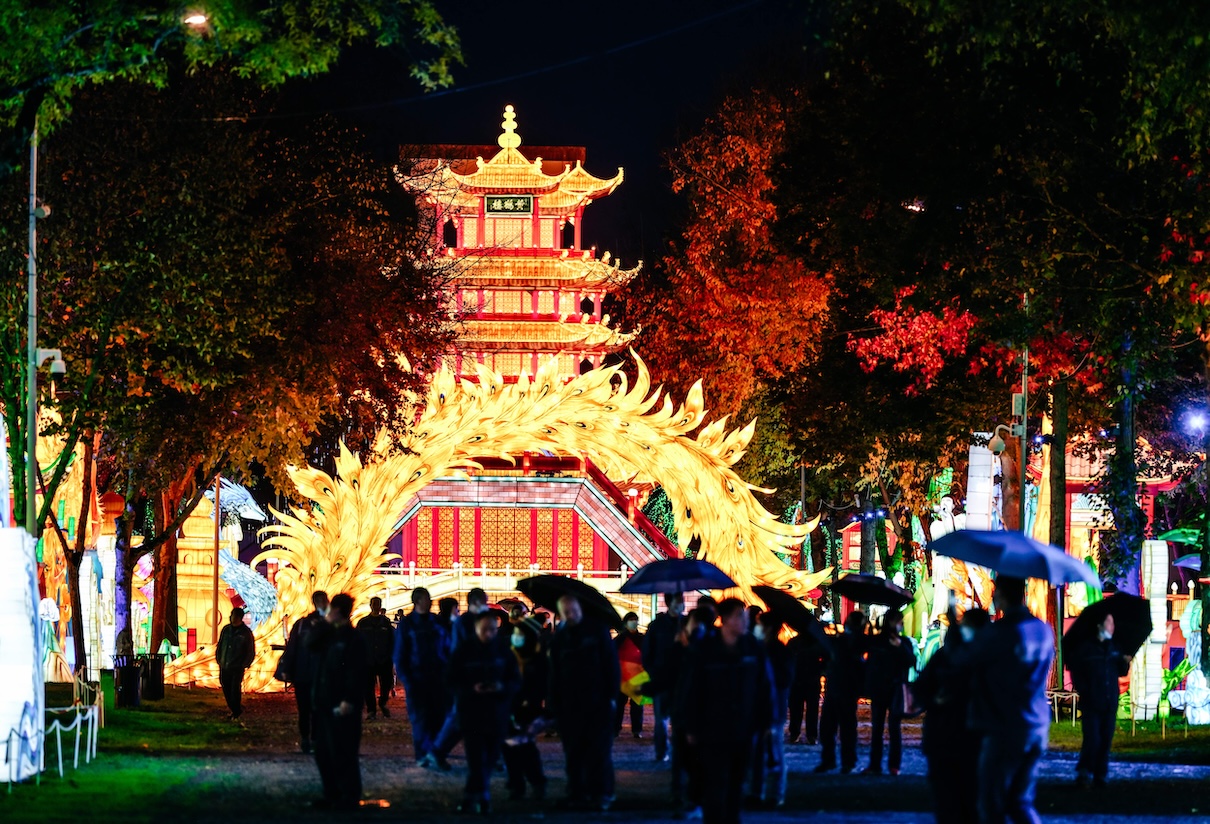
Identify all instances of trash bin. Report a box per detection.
[138,653,166,701]
[114,655,142,708]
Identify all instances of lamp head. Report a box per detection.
[988,433,1007,454]
[49,358,65,376]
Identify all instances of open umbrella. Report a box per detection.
[1062,593,1153,660]
[517,574,623,630]
[619,558,737,594]
[823,573,914,609]
[1175,554,1202,571]
[753,585,830,646]
[929,529,1099,587]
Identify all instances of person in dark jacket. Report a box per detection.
[217,607,256,720]
[278,591,328,752]
[787,631,826,745]
[357,596,395,719]
[670,607,712,815]
[914,607,989,824]
[614,611,646,738]
[863,609,917,775]
[748,611,794,807]
[952,576,1054,824]
[814,611,868,774]
[449,610,521,813]
[547,593,622,811]
[428,587,493,770]
[503,617,549,800]
[1069,613,1132,788]
[393,587,448,765]
[684,598,775,824]
[310,593,368,811]
[437,597,460,633]
[643,592,685,763]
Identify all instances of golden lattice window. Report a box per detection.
[536,510,554,564]
[479,508,531,569]
[417,509,434,566]
[537,291,554,314]
[436,509,454,568]
[578,517,595,568]
[458,510,476,565]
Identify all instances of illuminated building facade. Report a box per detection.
[391,107,670,592]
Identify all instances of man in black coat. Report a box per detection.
[278,591,328,751]
[449,611,521,813]
[787,633,825,745]
[684,598,775,824]
[393,587,448,765]
[670,607,712,815]
[1069,613,1132,788]
[749,611,794,807]
[310,593,368,811]
[216,607,256,720]
[643,592,685,763]
[428,587,493,770]
[547,593,621,811]
[357,596,395,719]
[814,611,868,774]
[864,609,917,775]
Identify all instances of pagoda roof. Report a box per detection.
[461,318,636,351]
[398,105,623,207]
[448,250,641,288]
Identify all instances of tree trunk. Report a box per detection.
[1201,342,1210,679]
[859,496,877,575]
[1107,335,1144,595]
[1001,443,1021,532]
[150,491,180,654]
[65,434,96,677]
[1048,382,1070,687]
[113,480,139,653]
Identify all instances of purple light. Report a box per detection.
[1186,411,1208,435]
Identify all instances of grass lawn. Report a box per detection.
[1049,715,1210,764]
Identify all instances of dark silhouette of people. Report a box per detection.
[814,610,868,774]
[449,610,520,813]
[787,630,826,745]
[278,590,328,752]
[670,606,713,816]
[547,593,621,811]
[864,608,917,775]
[748,611,793,807]
[437,596,460,633]
[683,598,774,824]
[915,606,989,824]
[953,576,1055,824]
[310,593,368,811]
[216,606,256,720]
[503,617,548,801]
[1069,612,1132,788]
[428,587,493,771]
[614,611,646,738]
[393,587,448,765]
[643,592,685,764]
[357,596,395,719]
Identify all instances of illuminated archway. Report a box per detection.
[166,356,831,690]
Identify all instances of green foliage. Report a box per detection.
[1162,659,1195,704]
[641,486,677,544]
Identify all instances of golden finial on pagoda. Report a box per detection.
[498,105,522,150]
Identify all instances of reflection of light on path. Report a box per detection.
[361,799,391,808]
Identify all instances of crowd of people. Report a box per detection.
[252,575,1127,823]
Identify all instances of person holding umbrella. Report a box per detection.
[547,593,622,811]
[953,576,1054,824]
[863,609,916,775]
[643,592,685,763]
[683,598,775,824]
[1068,613,1132,788]
[813,610,868,774]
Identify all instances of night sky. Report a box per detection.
[280,0,801,266]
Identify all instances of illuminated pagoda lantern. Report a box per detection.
[401,105,637,380]
[390,106,675,615]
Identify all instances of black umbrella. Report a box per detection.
[1062,593,1153,660]
[824,573,914,609]
[753,585,830,646]
[620,559,737,594]
[517,574,624,630]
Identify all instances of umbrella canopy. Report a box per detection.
[517,574,623,630]
[1175,554,1202,571]
[1062,593,1153,659]
[929,529,1099,587]
[753,585,830,646]
[619,558,737,594]
[823,573,914,609]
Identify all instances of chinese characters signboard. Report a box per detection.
[485,195,534,215]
